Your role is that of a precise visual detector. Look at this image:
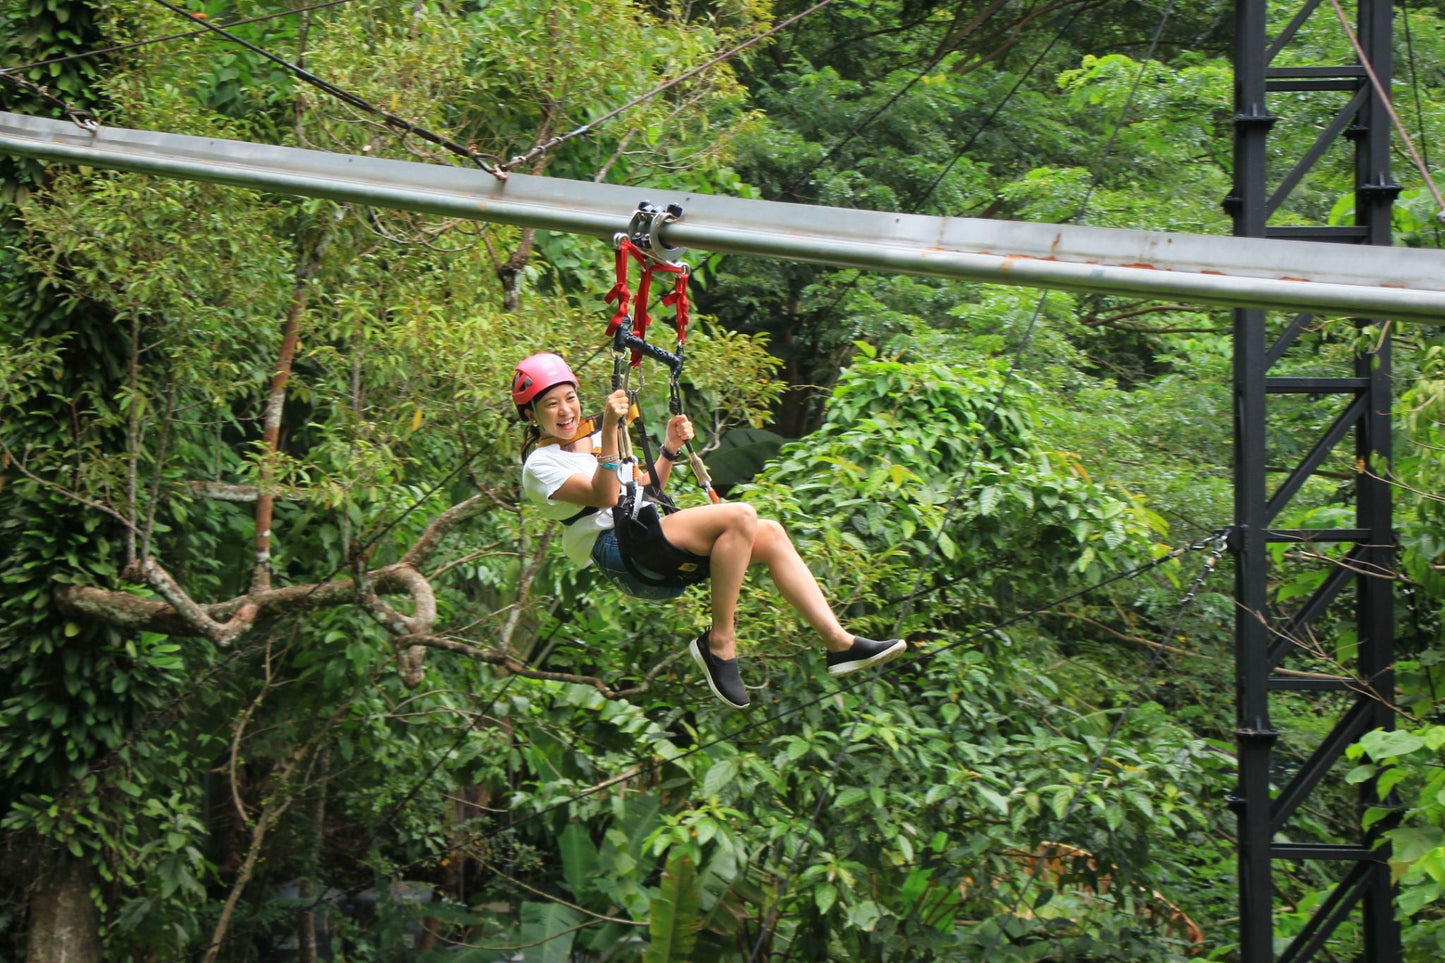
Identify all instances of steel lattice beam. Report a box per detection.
[1231,0,1402,959]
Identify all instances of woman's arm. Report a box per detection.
[649,413,695,491]
[548,389,630,507]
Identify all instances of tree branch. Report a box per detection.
[1,438,137,534]
[254,224,331,594]
[399,493,491,569]
[357,562,436,688]
[203,697,347,963]
[184,480,306,503]
[58,563,431,639]
[58,484,493,654]
[123,556,259,646]
[1078,302,1218,331]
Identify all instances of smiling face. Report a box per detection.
[531,382,583,439]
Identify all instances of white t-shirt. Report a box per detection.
[522,435,616,567]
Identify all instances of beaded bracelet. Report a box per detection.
[598,459,619,470]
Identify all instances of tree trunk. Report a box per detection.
[26,849,103,963]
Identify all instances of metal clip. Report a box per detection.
[649,204,685,260]
[1191,528,1232,554]
[621,470,644,519]
[68,109,99,132]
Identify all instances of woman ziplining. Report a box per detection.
[513,352,907,710]
[512,206,906,709]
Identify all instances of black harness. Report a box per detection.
[612,488,710,589]
[562,476,709,590]
[561,504,600,526]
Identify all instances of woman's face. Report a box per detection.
[532,382,582,438]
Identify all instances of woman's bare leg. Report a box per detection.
[749,519,850,650]
[660,506,851,656]
[660,503,757,659]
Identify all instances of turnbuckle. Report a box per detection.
[1179,531,1229,607]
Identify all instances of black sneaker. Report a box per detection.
[826,637,908,677]
[689,629,749,709]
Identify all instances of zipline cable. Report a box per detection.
[0,0,358,76]
[1327,0,1445,223]
[0,68,97,129]
[14,0,836,184]
[496,0,838,174]
[145,0,502,174]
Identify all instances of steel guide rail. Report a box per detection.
[3,111,1444,323]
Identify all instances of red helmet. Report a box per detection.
[511,353,578,414]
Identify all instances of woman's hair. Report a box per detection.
[520,413,542,463]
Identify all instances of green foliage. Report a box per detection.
[1347,725,1445,959]
[1397,337,1445,671]
[0,0,109,198]
[644,851,702,962]
[0,216,221,962]
[2,1,1443,960]
[741,350,1169,634]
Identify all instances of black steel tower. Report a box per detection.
[1229,1,1401,959]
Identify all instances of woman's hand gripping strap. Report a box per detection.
[667,376,720,505]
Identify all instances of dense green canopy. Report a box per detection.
[2,1,1443,959]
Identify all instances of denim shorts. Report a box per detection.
[590,528,689,600]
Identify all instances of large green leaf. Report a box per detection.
[643,851,701,963]
[558,822,600,902]
[518,900,583,963]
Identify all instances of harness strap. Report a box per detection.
[536,413,602,452]
[604,234,690,369]
[591,203,712,591]
[604,239,644,337]
[562,505,600,526]
[660,269,690,347]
